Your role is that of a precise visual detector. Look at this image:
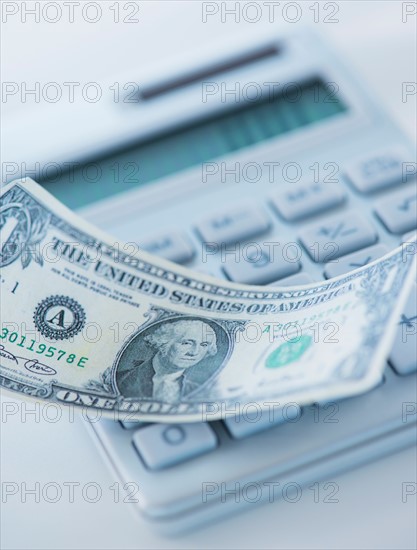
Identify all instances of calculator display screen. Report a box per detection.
[41,78,346,208]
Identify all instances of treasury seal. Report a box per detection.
[34,295,86,340]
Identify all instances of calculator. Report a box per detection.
[38,31,417,533]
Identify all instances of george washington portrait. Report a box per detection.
[115,317,229,403]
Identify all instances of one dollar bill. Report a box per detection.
[0,178,415,422]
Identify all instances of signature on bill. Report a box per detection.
[0,345,57,375]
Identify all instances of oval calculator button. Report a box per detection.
[271,183,346,222]
[298,213,378,263]
[344,147,413,193]
[374,187,417,234]
[196,206,270,246]
[141,232,195,264]
[133,423,217,470]
[222,243,301,284]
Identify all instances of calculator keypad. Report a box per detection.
[92,365,416,520]
[92,142,417,527]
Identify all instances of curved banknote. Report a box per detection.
[0,178,416,422]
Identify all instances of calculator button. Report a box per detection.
[374,187,417,234]
[324,243,389,279]
[222,243,301,284]
[389,284,417,375]
[224,404,302,440]
[132,423,217,470]
[344,147,412,193]
[141,232,195,264]
[268,272,314,287]
[196,206,270,245]
[299,213,378,263]
[270,182,346,222]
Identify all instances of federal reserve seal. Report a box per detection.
[34,295,86,340]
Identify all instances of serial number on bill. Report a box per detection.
[0,328,89,368]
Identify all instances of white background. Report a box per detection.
[1,1,416,549]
